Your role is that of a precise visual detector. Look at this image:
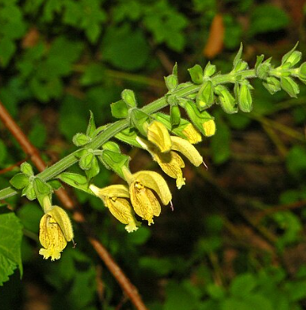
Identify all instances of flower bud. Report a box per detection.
[196,80,214,111]
[262,77,281,95]
[281,43,301,68]
[280,77,300,98]
[237,81,253,112]
[215,85,237,114]
[203,62,216,77]
[188,64,203,84]
[256,58,272,79]
[298,62,306,84]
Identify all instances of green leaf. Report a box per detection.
[79,152,94,171]
[20,162,34,176]
[230,273,257,297]
[121,89,137,107]
[80,63,105,86]
[0,139,7,163]
[164,282,198,310]
[249,4,290,35]
[188,64,203,84]
[22,183,36,201]
[111,100,129,119]
[99,150,130,179]
[286,145,306,178]
[17,203,43,234]
[86,111,96,138]
[9,173,29,190]
[233,43,243,68]
[103,141,121,153]
[102,26,150,71]
[33,178,52,206]
[126,227,151,245]
[0,37,16,67]
[28,121,47,149]
[0,212,23,285]
[85,156,100,180]
[57,172,91,194]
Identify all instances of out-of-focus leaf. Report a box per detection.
[249,4,290,35]
[102,26,150,71]
[0,212,23,285]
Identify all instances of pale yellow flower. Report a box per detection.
[202,119,216,137]
[39,206,74,261]
[123,168,172,225]
[137,136,203,189]
[90,184,140,232]
[182,123,202,144]
[147,120,172,153]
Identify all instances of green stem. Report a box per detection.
[0,69,259,200]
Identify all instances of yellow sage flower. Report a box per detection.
[137,136,203,189]
[182,123,202,144]
[89,184,141,232]
[39,206,74,261]
[202,119,216,137]
[123,168,172,225]
[147,120,172,153]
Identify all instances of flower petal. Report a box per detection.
[105,197,141,232]
[153,151,186,189]
[90,184,130,199]
[47,206,74,242]
[130,181,161,225]
[147,121,172,153]
[182,123,202,144]
[133,170,172,205]
[170,136,203,167]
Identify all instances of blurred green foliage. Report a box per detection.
[1,0,306,309]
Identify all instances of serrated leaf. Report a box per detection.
[10,173,29,190]
[0,212,23,285]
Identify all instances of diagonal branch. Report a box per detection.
[0,102,148,310]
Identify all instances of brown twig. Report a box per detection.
[0,102,148,310]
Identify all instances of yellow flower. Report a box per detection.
[202,119,216,137]
[39,206,74,261]
[89,184,141,232]
[182,123,202,144]
[147,120,172,153]
[137,136,203,189]
[123,168,172,225]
